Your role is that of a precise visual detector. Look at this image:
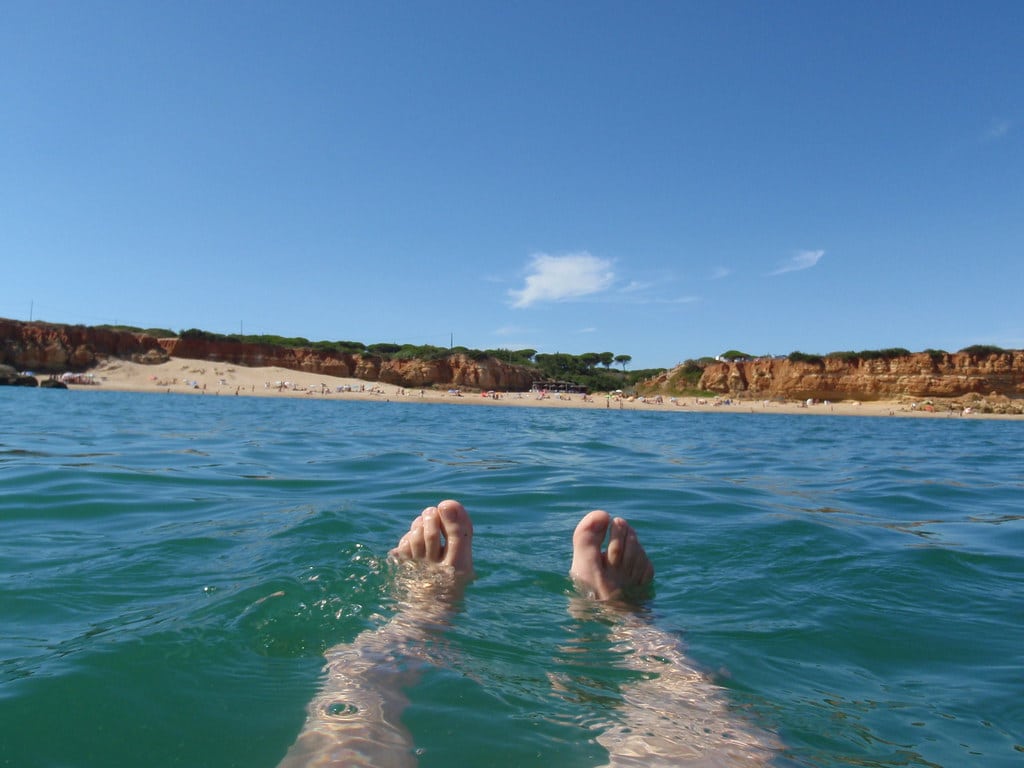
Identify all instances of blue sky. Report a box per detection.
[2,1,1021,370]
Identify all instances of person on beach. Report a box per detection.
[278,501,776,767]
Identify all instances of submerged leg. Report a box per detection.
[567,511,777,767]
[278,501,474,768]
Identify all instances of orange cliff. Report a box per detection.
[157,337,535,390]
[641,352,1024,401]
[0,319,535,391]
[0,318,166,371]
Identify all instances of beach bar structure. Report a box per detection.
[530,379,588,394]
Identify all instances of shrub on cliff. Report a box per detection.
[335,340,367,353]
[826,348,911,362]
[861,348,911,360]
[787,351,823,365]
[98,324,177,338]
[826,351,860,362]
[393,344,450,361]
[959,344,1006,356]
[180,328,224,342]
[366,343,402,357]
[673,360,705,387]
[719,349,753,361]
[483,348,537,366]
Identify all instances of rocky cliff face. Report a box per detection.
[642,352,1024,400]
[0,319,166,371]
[1,319,534,390]
[158,337,536,390]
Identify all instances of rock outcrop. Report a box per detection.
[641,351,1024,401]
[157,337,534,390]
[1,319,535,391]
[0,319,167,371]
[0,363,38,386]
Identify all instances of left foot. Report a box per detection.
[389,500,475,579]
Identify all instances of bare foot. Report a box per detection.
[569,510,654,601]
[388,499,475,578]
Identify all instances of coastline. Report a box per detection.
[53,357,1021,420]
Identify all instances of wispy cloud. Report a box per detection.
[983,119,1011,142]
[709,266,733,280]
[509,252,615,308]
[622,280,651,293]
[770,249,824,276]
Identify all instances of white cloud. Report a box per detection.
[509,252,615,308]
[622,280,651,293]
[710,266,733,280]
[494,324,529,337]
[984,119,1011,141]
[770,249,824,276]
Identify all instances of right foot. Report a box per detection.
[569,510,654,601]
[389,499,475,579]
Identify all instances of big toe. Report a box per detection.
[570,509,612,580]
[572,510,612,556]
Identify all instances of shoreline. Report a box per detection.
[55,357,1021,420]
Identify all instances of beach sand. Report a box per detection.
[56,357,1016,420]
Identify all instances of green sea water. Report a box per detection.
[1,388,1021,767]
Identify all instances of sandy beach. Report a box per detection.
[53,356,1020,420]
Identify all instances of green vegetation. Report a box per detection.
[664,360,707,393]
[825,351,860,362]
[180,328,237,342]
[787,351,824,364]
[391,344,450,361]
[482,349,538,366]
[790,348,915,365]
[857,348,911,360]
[676,360,705,387]
[959,344,1006,356]
[634,358,717,397]
[87,323,1017,392]
[531,352,658,391]
[96,324,177,338]
[825,348,910,362]
[157,327,653,392]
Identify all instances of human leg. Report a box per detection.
[567,511,777,766]
[277,501,474,768]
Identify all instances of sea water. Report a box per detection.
[1,388,1021,767]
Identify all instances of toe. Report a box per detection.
[388,532,412,561]
[606,517,629,569]
[573,510,612,555]
[437,499,474,574]
[421,507,442,562]
[407,516,426,560]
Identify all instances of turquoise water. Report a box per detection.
[2,388,1021,767]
